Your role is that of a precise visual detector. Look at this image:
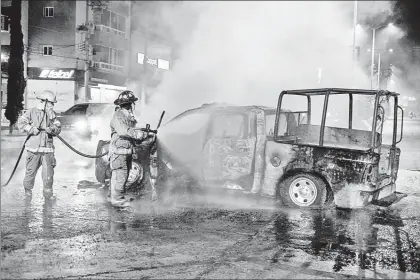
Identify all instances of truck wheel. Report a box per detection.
[95,140,109,184]
[278,173,328,208]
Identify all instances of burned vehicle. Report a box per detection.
[157,89,405,209]
[96,88,405,209]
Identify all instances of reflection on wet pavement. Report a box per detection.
[259,208,420,276]
[2,173,420,278]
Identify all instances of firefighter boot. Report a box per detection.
[43,189,56,204]
[24,189,33,201]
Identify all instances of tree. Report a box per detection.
[5,0,25,125]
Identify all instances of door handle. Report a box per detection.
[396,106,403,144]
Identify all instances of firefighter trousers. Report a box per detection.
[109,153,132,207]
[23,151,56,198]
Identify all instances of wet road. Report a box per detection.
[1,129,420,279]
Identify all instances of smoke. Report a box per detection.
[357,1,393,26]
[140,1,379,121]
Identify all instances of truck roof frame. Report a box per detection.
[280,88,400,97]
[275,88,403,149]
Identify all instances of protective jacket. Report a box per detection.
[17,108,61,153]
[109,107,147,155]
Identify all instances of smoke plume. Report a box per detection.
[141,1,379,122]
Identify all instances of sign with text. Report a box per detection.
[28,68,77,80]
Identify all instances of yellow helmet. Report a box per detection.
[36,90,57,103]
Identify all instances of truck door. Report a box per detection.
[202,112,256,181]
[378,103,403,186]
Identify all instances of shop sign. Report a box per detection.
[39,69,75,79]
[28,67,76,80]
[146,58,157,66]
[90,77,108,84]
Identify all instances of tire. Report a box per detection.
[95,140,109,184]
[278,173,328,209]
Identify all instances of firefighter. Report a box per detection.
[17,90,62,202]
[108,90,151,209]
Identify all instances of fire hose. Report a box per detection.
[1,110,166,188]
[1,130,109,188]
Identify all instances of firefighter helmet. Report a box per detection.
[36,90,57,103]
[114,90,138,106]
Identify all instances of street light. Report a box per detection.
[351,1,358,86]
[370,23,393,89]
[377,48,394,90]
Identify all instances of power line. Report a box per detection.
[21,26,82,51]
[24,47,85,62]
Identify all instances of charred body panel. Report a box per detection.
[261,141,384,208]
[269,88,404,208]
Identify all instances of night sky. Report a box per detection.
[393,0,420,45]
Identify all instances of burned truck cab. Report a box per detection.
[260,88,404,209]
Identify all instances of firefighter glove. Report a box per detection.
[45,127,54,135]
[135,130,148,140]
[30,127,40,136]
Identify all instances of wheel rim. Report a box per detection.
[127,162,143,186]
[288,177,318,207]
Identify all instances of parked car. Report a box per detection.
[57,103,115,139]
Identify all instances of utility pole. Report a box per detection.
[141,17,149,112]
[84,0,90,102]
[377,52,381,90]
[351,1,357,86]
[370,28,376,90]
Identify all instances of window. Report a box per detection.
[325,95,350,129]
[211,114,245,138]
[42,45,53,56]
[65,104,88,116]
[43,7,54,17]
[164,112,210,135]
[95,45,124,66]
[1,15,9,32]
[269,112,303,138]
[100,9,126,32]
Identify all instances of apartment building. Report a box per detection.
[26,0,78,112]
[3,0,173,112]
[1,0,29,108]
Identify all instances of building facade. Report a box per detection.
[26,0,77,112]
[2,0,173,113]
[1,0,29,126]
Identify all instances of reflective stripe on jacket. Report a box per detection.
[109,108,147,155]
[17,108,61,153]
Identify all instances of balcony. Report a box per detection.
[95,24,125,38]
[1,15,10,33]
[94,62,124,73]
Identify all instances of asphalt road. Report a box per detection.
[1,125,420,279]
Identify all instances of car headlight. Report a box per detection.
[74,120,88,132]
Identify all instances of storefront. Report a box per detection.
[78,70,128,103]
[27,67,77,112]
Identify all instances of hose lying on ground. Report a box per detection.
[1,132,108,188]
